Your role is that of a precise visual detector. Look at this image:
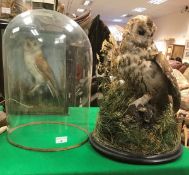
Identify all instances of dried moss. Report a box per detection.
[93,78,181,156]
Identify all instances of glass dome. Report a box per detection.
[3,9,92,151]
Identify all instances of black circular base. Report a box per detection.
[89,134,182,164]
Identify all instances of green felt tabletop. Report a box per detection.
[0,107,189,175]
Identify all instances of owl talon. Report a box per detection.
[128,102,144,109]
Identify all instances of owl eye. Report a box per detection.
[138,28,146,36]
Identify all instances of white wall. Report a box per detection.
[154,11,189,54]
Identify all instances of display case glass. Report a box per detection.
[3,9,92,151]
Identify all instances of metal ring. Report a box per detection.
[7,121,89,152]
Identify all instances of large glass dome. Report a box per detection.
[3,9,92,151]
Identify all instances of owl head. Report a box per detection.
[24,38,42,53]
[120,15,156,52]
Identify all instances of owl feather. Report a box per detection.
[115,15,180,115]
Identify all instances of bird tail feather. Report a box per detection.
[170,83,181,113]
[167,77,181,113]
[47,81,60,103]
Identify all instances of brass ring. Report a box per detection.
[7,121,89,152]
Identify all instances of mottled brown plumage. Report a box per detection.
[117,15,180,114]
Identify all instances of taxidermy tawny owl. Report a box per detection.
[24,38,59,100]
[117,15,180,117]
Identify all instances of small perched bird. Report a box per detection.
[116,15,180,116]
[24,38,59,100]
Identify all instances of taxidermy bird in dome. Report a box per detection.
[23,38,59,101]
[115,15,181,118]
[90,15,182,160]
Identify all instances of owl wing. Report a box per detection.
[155,53,181,112]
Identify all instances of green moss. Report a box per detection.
[93,78,181,156]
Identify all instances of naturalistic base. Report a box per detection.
[89,134,182,164]
[92,80,182,163]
